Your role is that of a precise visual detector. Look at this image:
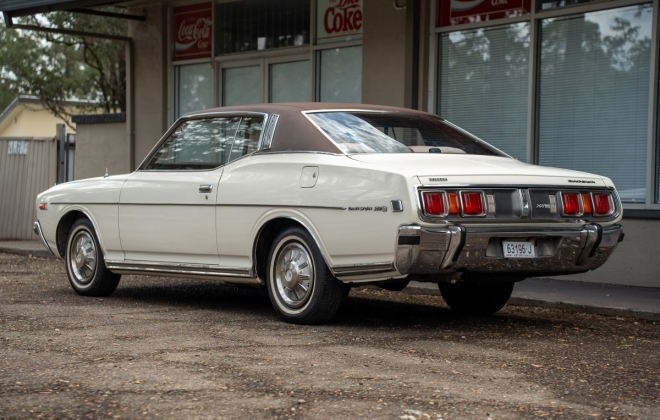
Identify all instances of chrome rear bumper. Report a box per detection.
[33,221,55,256]
[396,223,623,276]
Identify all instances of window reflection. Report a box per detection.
[146,118,241,170]
[228,117,264,162]
[176,64,212,119]
[308,112,506,156]
[538,4,652,203]
[438,23,529,161]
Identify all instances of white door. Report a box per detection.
[119,117,241,264]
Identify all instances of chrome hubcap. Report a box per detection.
[70,231,96,284]
[275,243,314,308]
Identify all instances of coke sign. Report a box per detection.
[174,3,212,60]
[317,0,363,45]
[437,0,531,27]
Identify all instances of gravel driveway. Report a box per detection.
[1,252,658,419]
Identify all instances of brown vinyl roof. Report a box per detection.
[184,103,437,154]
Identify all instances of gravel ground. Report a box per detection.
[0,252,658,420]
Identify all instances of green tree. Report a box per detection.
[0,10,127,128]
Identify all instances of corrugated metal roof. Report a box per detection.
[0,0,120,17]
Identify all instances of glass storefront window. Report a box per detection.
[223,65,261,106]
[541,0,607,10]
[538,4,652,203]
[318,46,362,103]
[174,63,213,119]
[437,23,530,161]
[270,61,310,103]
[215,0,309,55]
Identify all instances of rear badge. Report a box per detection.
[429,178,448,182]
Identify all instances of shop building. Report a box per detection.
[1,0,658,286]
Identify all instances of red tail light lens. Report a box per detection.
[461,192,485,216]
[561,193,582,216]
[592,193,613,216]
[422,192,446,216]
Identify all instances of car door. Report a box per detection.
[118,116,241,265]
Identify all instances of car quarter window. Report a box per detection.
[144,117,241,170]
[227,116,264,163]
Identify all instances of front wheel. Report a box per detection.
[438,281,514,315]
[266,227,345,324]
[65,218,121,297]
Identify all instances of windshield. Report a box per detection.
[306,111,508,156]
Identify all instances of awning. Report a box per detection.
[0,0,143,27]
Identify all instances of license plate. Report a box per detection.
[502,240,536,259]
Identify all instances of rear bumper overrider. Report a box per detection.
[396,223,623,276]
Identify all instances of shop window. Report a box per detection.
[437,23,529,161]
[541,0,607,10]
[270,61,310,103]
[223,65,261,106]
[318,46,362,103]
[174,64,213,119]
[215,0,309,55]
[538,5,652,203]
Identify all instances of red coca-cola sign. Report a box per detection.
[437,0,531,27]
[174,3,212,60]
[317,0,363,45]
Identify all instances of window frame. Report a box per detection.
[138,112,271,172]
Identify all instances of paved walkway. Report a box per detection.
[406,278,660,321]
[0,240,657,320]
[0,240,54,258]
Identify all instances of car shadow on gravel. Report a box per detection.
[81,277,563,332]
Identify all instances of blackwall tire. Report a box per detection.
[65,218,120,297]
[438,281,514,316]
[266,226,344,324]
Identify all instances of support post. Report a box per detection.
[404,0,421,110]
[57,124,66,184]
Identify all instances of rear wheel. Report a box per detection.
[65,218,120,297]
[438,281,514,315]
[266,227,344,324]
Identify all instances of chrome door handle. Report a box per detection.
[199,185,213,193]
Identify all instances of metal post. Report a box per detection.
[404,0,421,110]
[57,124,66,184]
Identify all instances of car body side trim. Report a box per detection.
[105,260,254,278]
[33,221,55,256]
[331,262,396,277]
[53,202,347,210]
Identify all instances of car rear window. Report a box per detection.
[306,111,508,156]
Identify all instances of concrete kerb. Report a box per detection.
[403,281,660,322]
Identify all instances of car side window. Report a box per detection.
[144,117,241,170]
[227,116,264,163]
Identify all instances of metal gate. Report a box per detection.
[0,136,58,240]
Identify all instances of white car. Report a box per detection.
[34,103,624,324]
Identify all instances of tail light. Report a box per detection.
[460,192,486,216]
[560,192,583,216]
[581,194,593,215]
[422,191,447,216]
[592,193,614,216]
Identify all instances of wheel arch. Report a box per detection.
[252,213,333,283]
[55,207,107,259]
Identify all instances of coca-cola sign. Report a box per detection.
[317,0,363,45]
[438,0,531,27]
[174,3,212,60]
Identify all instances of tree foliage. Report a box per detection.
[0,10,127,129]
